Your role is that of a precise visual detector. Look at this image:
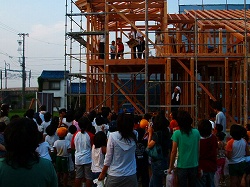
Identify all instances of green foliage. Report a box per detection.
[9,109,59,119]
[9,109,26,119]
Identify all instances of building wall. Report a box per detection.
[42,80,66,110]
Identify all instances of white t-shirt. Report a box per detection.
[45,134,59,152]
[73,131,92,165]
[62,118,72,128]
[41,121,51,134]
[65,133,73,142]
[91,145,105,173]
[53,139,71,157]
[36,142,52,161]
[216,111,226,132]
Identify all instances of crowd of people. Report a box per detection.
[0,102,250,187]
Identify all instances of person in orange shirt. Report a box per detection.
[169,111,179,134]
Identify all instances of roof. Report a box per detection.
[183,9,250,40]
[40,70,69,80]
[75,0,250,39]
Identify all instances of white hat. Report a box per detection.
[175,86,181,93]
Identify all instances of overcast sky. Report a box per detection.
[0,0,246,88]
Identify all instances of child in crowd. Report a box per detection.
[110,40,116,59]
[71,116,94,187]
[91,131,107,186]
[66,125,77,175]
[73,110,84,131]
[41,112,52,136]
[45,124,59,164]
[196,119,218,187]
[62,110,74,128]
[58,108,67,127]
[225,124,250,187]
[54,127,71,187]
[0,122,6,157]
[94,114,105,133]
[36,132,52,161]
[94,113,109,134]
[216,127,226,186]
[209,112,216,131]
[108,112,117,137]
[134,115,149,187]
[116,37,124,59]
[169,110,179,134]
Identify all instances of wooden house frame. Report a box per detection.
[65,0,250,127]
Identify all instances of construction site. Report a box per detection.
[64,0,250,127]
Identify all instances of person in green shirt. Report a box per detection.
[168,110,200,187]
[0,117,58,187]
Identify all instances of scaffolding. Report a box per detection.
[65,0,250,127]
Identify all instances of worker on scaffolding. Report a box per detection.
[128,27,142,59]
[171,86,181,112]
[155,29,164,57]
[98,32,105,59]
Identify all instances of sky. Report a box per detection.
[0,0,246,88]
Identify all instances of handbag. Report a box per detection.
[146,132,163,160]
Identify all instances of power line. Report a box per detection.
[28,36,63,46]
[0,21,20,34]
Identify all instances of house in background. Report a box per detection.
[39,70,69,110]
[39,70,86,111]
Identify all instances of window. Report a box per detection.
[49,81,60,90]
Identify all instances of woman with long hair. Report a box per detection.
[168,110,200,187]
[147,110,171,187]
[98,113,138,187]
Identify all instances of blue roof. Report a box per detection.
[41,70,69,79]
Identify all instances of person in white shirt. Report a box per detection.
[41,112,51,136]
[98,113,138,187]
[36,132,52,161]
[129,27,143,59]
[209,112,216,131]
[39,105,47,122]
[71,116,95,187]
[53,127,71,187]
[212,101,226,133]
[91,131,107,184]
[155,29,164,57]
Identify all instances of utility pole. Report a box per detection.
[4,62,10,89]
[18,33,29,109]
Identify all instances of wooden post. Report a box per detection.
[166,58,171,114]
[190,58,195,118]
[225,57,230,128]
